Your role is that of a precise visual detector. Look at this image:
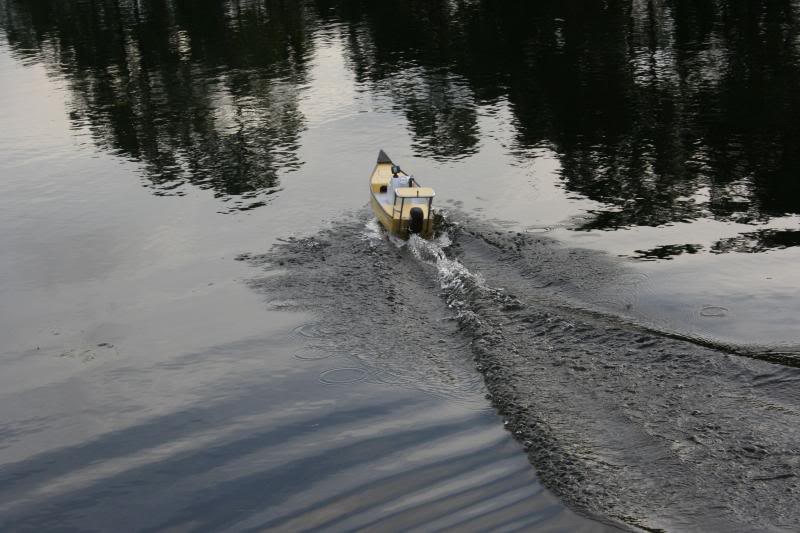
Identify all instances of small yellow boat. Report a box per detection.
[369,150,436,239]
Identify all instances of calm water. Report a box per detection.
[1,1,799,531]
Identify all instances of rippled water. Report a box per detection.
[247,213,800,531]
[2,0,800,531]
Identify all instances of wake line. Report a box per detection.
[407,234,489,330]
[409,225,800,370]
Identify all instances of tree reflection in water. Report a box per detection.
[317,0,800,233]
[1,0,311,210]
[2,0,799,228]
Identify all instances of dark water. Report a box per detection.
[2,0,800,531]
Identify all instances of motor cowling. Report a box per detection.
[409,207,424,235]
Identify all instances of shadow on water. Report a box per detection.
[2,0,800,234]
[0,383,404,503]
[0,365,605,532]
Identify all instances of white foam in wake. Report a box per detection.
[362,218,384,244]
[408,233,486,328]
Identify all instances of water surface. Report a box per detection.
[2,1,800,531]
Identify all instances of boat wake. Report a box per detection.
[243,209,800,532]
[242,214,488,409]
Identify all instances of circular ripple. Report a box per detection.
[292,323,336,338]
[372,369,413,386]
[319,367,369,384]
[293,349,335,361]
[700,306,729,317]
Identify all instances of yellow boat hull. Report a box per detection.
[369,150,435,239]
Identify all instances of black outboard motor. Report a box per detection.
[408,207,424,235]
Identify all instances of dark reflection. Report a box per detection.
[631,229,800,260]
[315,0,800,231]
[0,0,311,210]
[2,0,800,226]
[711,229,800,254]
[317,0,482,159]
[633,243,704,261]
